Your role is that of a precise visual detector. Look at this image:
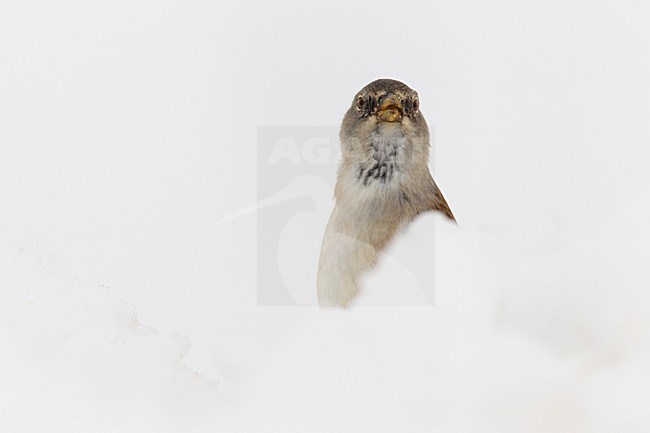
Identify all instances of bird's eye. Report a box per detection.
[356,96,365,110]
[412,98,419,113]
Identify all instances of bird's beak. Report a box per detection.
[376,95,403,123]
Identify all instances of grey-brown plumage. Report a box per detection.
[317,78,455,306]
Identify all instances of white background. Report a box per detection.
[2,1,650,432]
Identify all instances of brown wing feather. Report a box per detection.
[425,174,456,222]
[432,186,456,222]
[404,173,457,223]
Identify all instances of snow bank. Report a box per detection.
[2,196,650,433]
[0,231,219,433]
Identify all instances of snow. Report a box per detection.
[0,231,219,433]
[2,0,650,431]
[2,197,650,432]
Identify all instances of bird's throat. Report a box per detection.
[356,128,407,186]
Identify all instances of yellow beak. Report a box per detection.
[376,96,403,123]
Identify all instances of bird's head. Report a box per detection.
[340,78,430,151]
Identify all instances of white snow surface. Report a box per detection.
[2,197,650,432]
[2,0,650,431]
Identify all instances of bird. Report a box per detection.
[317,78,455,306]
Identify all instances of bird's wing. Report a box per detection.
[420,174,456,222]
[430,181,456,222]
